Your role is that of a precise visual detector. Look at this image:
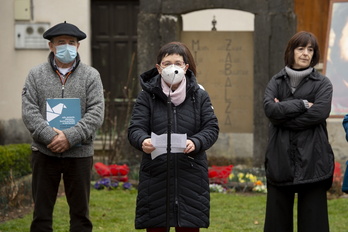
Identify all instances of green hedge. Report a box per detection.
[0,144,31,183]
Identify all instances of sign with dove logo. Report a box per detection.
[46,98,81,130]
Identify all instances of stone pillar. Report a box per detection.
[253,12,272,167]
[253,2,296,167]
[137,12,161,73]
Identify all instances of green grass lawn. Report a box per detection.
[1,188,348,232]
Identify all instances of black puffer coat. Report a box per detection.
[128,68,219,229]
[263,68,334,186]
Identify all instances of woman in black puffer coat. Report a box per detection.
[263,31,334,232]
[128,42,219,232]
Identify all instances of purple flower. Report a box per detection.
[123,182,132,189]
[94,178,131,190]
[110,181,119,188]
[100,178,111,187]
[94,182,104,190]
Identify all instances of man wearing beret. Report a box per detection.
[22,21,104,232]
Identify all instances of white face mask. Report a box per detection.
[161,65,185,85]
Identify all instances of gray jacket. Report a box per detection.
[22,53,104,158]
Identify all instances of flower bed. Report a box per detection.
[93,177,132,190]
[93,162,132,191]
[209,165,267,194]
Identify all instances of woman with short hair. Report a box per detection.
[128,42,219,232]
[263,31,334,232]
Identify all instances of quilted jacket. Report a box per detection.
[128,68,219,229]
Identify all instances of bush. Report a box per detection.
[0,144,31,184]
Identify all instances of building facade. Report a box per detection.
[1,0,346,166]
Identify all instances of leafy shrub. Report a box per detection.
[0,144,31,184]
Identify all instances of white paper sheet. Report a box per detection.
[150,132,187,160]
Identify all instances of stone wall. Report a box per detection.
[328,119,348,164]
[0,119,31,145]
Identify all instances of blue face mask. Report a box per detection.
[55,44,77,64]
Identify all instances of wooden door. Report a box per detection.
[294,0,330,63]
[92,0,139,138]
[91,0,139,101]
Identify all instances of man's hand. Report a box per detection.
[47,128,70,153]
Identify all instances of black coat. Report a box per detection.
[263,68,334,186]
[128,68,219,229]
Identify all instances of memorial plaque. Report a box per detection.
[181,32,254,133]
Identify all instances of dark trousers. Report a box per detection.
[264,179,331,232]
[30,151,93,232]
[147,228,199,232]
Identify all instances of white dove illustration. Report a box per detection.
[46,102,67,122]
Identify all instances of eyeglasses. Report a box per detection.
[160,61,185,68]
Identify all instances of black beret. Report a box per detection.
[43,21,86,41]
